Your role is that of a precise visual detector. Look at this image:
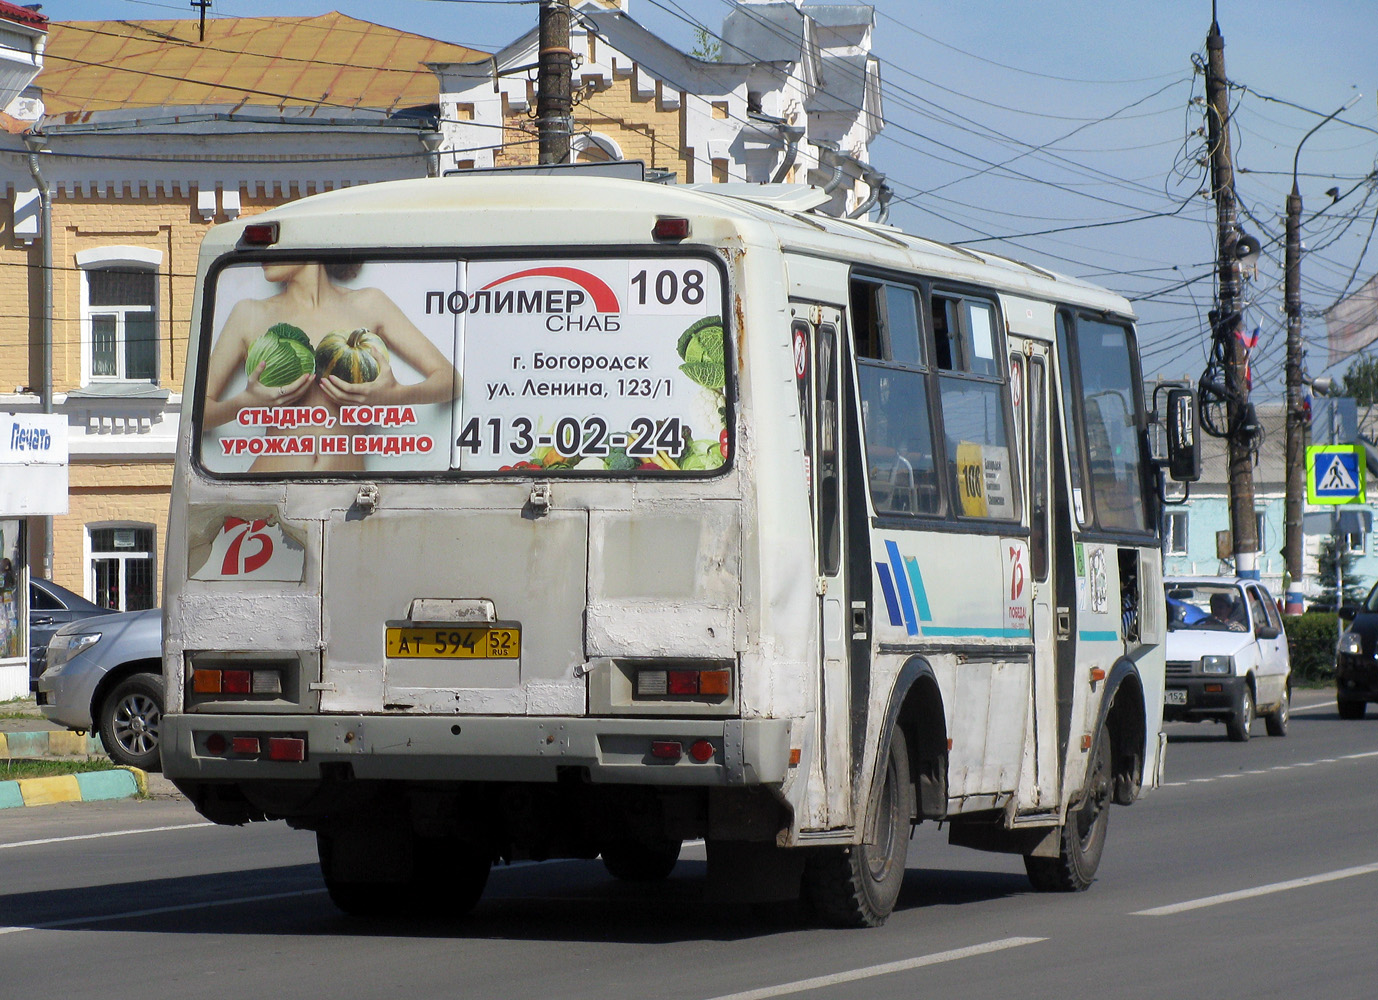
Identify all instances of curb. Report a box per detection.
[0,730,105,757]
[0,767,146,809]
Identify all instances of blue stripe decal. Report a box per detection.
[1079,630,1121,642]
[923,626,1032,638]
[875,563,903,627]
[903,556,932,622]
[885,539,919,636]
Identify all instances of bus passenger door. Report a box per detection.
[796,304,856,827]
[1022,342,1062,807]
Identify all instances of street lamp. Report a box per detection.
[1283,93,1363,613]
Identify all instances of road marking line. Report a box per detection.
[1133,862,1378,917]
[0,822,214,850]
[1289,702,1334,714]
[698,937,1046,1000]
[1342,751,1378,760]
[0,888,327,936]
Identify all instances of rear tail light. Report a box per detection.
[231,736,261,755]
[689,739,715,762]
[191,667,282,696]
[635,667,733,698]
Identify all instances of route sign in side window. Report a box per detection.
[197,256,729,477]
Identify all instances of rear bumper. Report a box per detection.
[1162,675,1246,722]
[162,713,793,787]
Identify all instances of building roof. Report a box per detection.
[0,2,47,29]
[36,13,488,121]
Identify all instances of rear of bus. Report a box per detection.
[161,176,807,908]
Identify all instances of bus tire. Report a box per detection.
[1025,725,1111,893]
[317,832,490,918]
[803,728,912,927]
[601,839,682,882]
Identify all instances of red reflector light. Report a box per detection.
[267,737,306,762]
[205,733,227,755]
[231,736,261,755]
[223,670,251,694]
[653,217,690,240]
[689,739,715,762]
[650,740,682,760]
[192,669,221,694]
[1205,683,1223,693]
[241,221,279,245]
[667,670,698,695]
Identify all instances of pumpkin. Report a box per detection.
[315,328,389,384]
[245,323,314,387]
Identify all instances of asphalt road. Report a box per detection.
[3,689,1376,1000]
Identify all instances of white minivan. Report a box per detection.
[1163,577,1291,741]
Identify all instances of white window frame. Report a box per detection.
[75,246,163,385]
[568,132,624,164]
[1164,510,1189,555]
[84,522,157,612]
[1255,510,1268,553]
[1345,531,1367,556]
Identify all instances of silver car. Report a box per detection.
[35,608,163,771]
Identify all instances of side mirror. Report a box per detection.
[1255,624,1280,640]
[1339,604,1360,621]
[1165,387,1200,483]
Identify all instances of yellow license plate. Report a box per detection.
[385,626,520,659]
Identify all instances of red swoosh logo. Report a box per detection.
[480,266,620,313]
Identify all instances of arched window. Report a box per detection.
[569,133,624,164]
[87,523,156,611]
[76,247,163,384]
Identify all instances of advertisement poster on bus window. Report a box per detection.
[198,256,727,476]
[200,259,462,475]
[455,257,726,473]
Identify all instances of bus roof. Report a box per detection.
[211,175,1134,318]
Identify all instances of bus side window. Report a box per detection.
[817,324,841,575]
[851,275,940,517]
[850,279,883,359]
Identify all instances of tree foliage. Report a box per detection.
[1315,532,1366,608]
[1342,355,1378,406]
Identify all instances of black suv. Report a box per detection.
[1336,586,1378,719]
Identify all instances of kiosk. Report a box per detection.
[0,412,68,699]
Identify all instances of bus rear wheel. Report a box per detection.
[317,831,490,919]
[803,728,913,927]
[601,839,682,882]
[1025,726,1111,892]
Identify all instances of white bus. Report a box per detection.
[162,172,1198,926]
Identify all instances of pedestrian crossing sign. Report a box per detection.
[1307,444,1366,504]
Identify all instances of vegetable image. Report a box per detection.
[315,327,391,384]
[245,323,314,387]
[676,315,726,390]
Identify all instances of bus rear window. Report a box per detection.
[196,256,729,477]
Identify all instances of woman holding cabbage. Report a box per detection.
[202,260,459,473]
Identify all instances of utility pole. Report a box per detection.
[1284,95,1362,614]
[191,0,211,43]
[1205,10,1259,579]
[1284,176,1306,610]
[537,1,572,165]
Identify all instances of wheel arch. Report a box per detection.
[1093,657,1146,807]
[90,658,164,726]
[864,655,948,842]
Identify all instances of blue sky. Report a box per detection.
[39,0,1378,392]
